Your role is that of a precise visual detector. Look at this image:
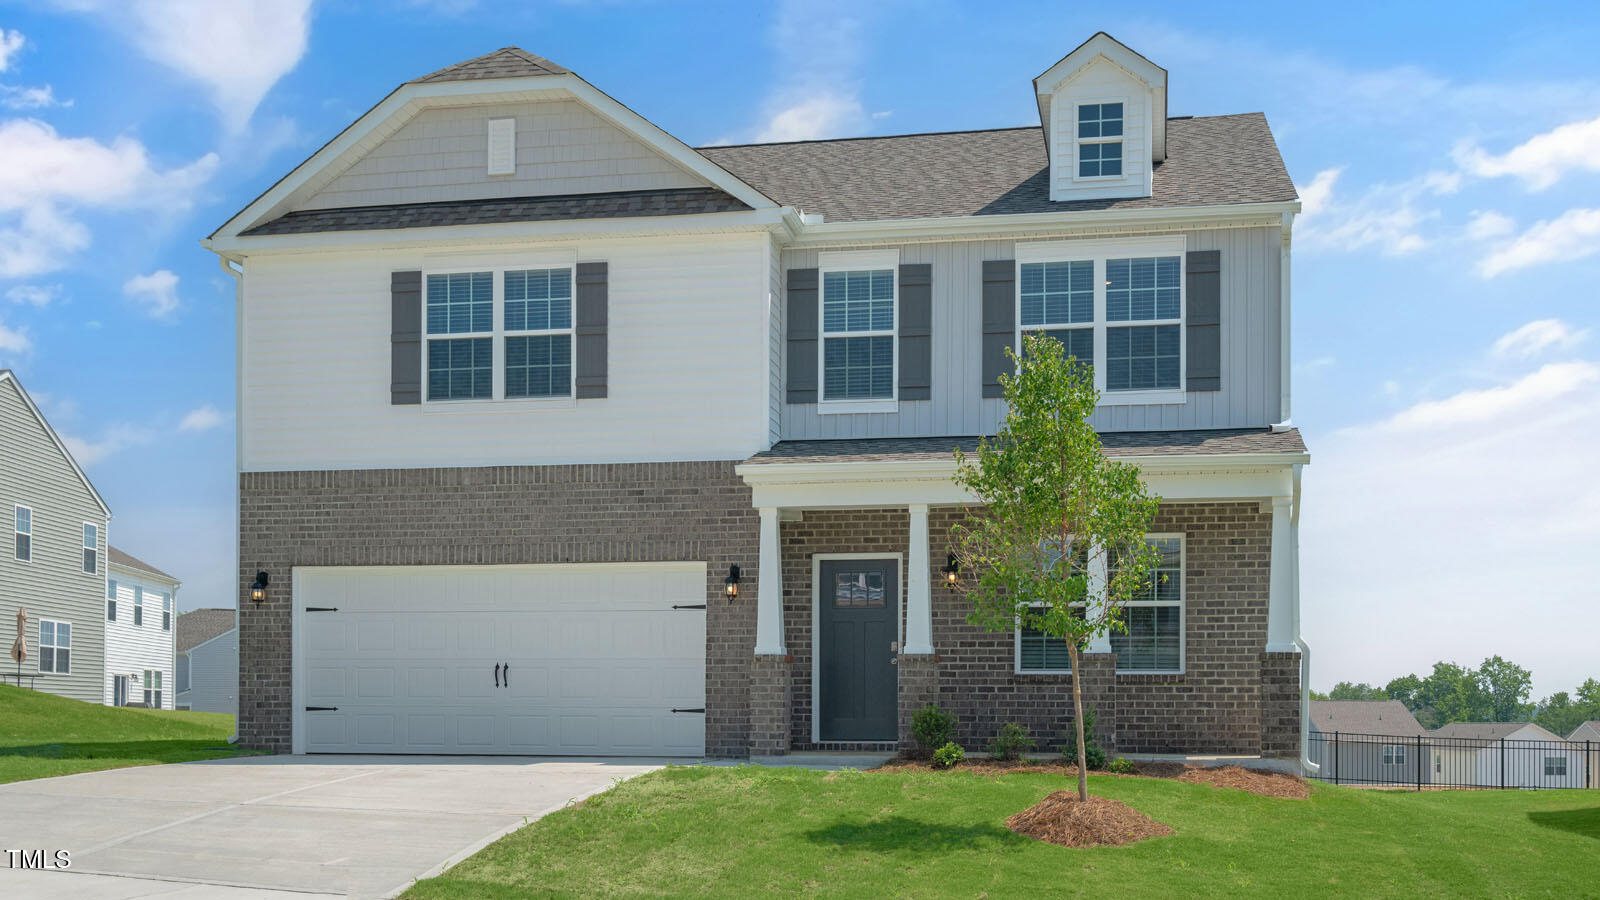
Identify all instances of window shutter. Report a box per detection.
[1185,250,1222,392]
[898,263,932,400]
[390,270,422,405]
[786,268,818,403]
[575,262,608,399]
[981,260,1016,398]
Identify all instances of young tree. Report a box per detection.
[950,333,1161,802]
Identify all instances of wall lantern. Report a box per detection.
[724,564,741,600]
[942,553,960,588]
[249,571,270,604]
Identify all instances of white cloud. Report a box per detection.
[1455,115,1600,191]
[0,118,217,277]
[61,423,155,466]
[1294,167,1454,256]
[49,0,313,131]
[5,283,60,307]
[1478,208,1600,277]
[0,83,70,110]
[0,29,22,72]
[0,317,29,354]
[1490,319,1589,360]
[1376,361,1598,430]
[1464,210,1515,241]
[178,404,225,432]
[742,0,873,144]
[756,93,868,143]
[122,269,180,319]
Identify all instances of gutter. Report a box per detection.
[1292,463,1318,775]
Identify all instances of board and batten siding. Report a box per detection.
[103,568,176,709]
[302,99,707,211]
[0,377,108,704]
[180,629,238,715]
[780,227,1281,439]
[241,233,774,472]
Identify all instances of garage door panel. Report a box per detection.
[407,714,446,747]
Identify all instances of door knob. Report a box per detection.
[890,641,900,652]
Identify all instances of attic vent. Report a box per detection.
[486,117,516,176]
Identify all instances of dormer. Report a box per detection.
[1034,33,1168,202]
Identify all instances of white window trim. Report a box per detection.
[817,249,899,412]
[419,256,579,409]
[81,520,98,575]
[13,504,31,563]
[39,618,70,674]
[1070,97,1129,183]
[1016,235,1187,406]
[1382,744,1407,767]
[810,552,903,746]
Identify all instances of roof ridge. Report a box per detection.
[698,113,1263,152]
[410,46,570,84]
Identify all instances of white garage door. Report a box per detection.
[294,563,706,756]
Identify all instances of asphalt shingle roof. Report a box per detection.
[699,114,1297,222]
[176,609,237,652]
[1431,722,1542,741]
[109,546,177,582]
[1308,701,1427,738]
[411,47,569,83]
[242,187,750,236]
[744,428,1307,465]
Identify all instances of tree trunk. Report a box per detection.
[1068,641,1088,802]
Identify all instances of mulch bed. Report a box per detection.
[875,758,1310,799]
[1005,791,1174,847]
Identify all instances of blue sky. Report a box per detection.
[0,1,1596,699]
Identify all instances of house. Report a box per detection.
[203,34,1312,761]
[1431,722,1586,789]
[1307,700,1429,784]
[1,370,112,704]
[175,608,238,714]
[1569,721,1600,788]
[105,547,179,708]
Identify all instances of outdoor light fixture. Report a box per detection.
[724,564,741,600]
[942,553,960,588]
[250,571,269,604]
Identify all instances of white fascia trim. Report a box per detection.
[107,564,181,588]
[0,372,112,518]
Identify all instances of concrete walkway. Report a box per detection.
[0,755,669,899]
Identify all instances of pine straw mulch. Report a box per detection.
[1005,791,1174,847]
[874,758,1310,799]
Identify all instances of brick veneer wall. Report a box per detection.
[237,462,758,756]
[1259,651,1303,759]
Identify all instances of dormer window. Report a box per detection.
[1076,102,1124,178]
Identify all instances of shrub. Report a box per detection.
[932,741,966,769]
[1060,707,1107,770]
[911,703,957,759]
[987,722,1036,761]
[1107,757,1137,775]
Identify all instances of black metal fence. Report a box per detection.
[1308,731,1598,790]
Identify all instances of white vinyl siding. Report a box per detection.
[1046,56,1152,201]
[104,565,177,709]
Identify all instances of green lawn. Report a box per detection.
[404,765,1600,900]
[0,683,254,783]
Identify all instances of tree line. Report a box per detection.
[1311,655,1600,736]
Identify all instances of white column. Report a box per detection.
[904,503,933,655]
[1266,496,1296,652]
[754,506,785,655]
[1086,547,1112,653]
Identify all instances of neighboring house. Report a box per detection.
[105,548,179,709]
[175,608,237,714]
[0,370,112,705]
[1569,721,1600,788]
[1431,722,1585,789]
[1307,700,1430,784]
[205,34,1313,760]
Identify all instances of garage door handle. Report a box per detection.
[306,706,338,711]
[502,662,509,688]
[671,707,705,714]
[494,663,501,688]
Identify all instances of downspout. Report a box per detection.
[1292,463,1318,774]
[217,254,244,746]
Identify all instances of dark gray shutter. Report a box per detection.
[786,268,818,404]
[575,262,608,399]
[898,263,932,400]
[981,260,1016,398]
[1185,250,1222,392]
[390,270,422,405]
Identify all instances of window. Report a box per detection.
[1076,102,1123,178]
[39,619,70,674]
[821,268,895,401]
[503,268,572,399]
[107,580,118,621]
[133,587,144,626]
[82,522,97,574]
[162,593,172,631]
[13,505,30,562]
[1020,260,1094,368]
[832,570,887,608]
[1382,744,1407,767]
[424,264,576,402]
[1105,257,1182,391]
[1016,541,1087,674]
[426,271,493,401]
[144,669,163,708]
[1109,536,1184,672]
[1545,756,1568,777]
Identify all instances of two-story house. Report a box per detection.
[105,547,179,708]
[206,34,1310,764]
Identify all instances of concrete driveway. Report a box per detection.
[0,755,668,899]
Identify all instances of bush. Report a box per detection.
[1107,756,1137,774]
[911,704,957,759]
[932,741,965,769]
[987,722,1036,761]
[1060,707,1107,770]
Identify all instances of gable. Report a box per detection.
[300,99,710,212]
[0,373,111,519]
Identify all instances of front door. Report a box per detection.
[817,558,898,742]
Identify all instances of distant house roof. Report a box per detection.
[108,546,178,583]
[410,47,569,83]
[1570,721,1600,741]
[1431,722,1552,741]
[744,428,1307,466]
[176,608,236,652]
[1308,701,1427,737]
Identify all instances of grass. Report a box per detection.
[404,765,1600,900]
[0,682,254,783]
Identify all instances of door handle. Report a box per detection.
[494,663,501,688]
[502,662,509,689]
[890,641,900,652]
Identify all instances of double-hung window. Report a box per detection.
[1076,102,1123,178]
[819,252,897,405]
[1020,259,1095,368]
[1382,744,1407,767]
[39,620,69,674]
[162,593,172,631]
[1545,756,1568,777]
[1109,536,1184,673]
[1106,257,1182,392]
[14,505,30,561]
[424,262,575,402]
[1015,541,1086,674]
[82,522,97,574]
[144,669,162,708]
[107,580,118,621]
[133,587,144,626]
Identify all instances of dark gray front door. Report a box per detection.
[818,558,898,742]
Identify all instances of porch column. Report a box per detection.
[754,505,786,655]
[904,503,933,655]
[1266,495,1295,652]
[1086,546,1112,653]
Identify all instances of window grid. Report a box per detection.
[1383,744,1407,767]
[133,587,144,627]
[14,505,30,562]
[39,619,70,674]
[821,269,896,401]
[82,522,97,574]
[162,594,172,631]
[425,271,494,402]
[145,669,162,708]
[1545,756,1567,777]
[1106,256,1182,392]
[1108,536,1184,672]
[503,268,573,399]
[1076,102,1124,178]
[423,266,577,403]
